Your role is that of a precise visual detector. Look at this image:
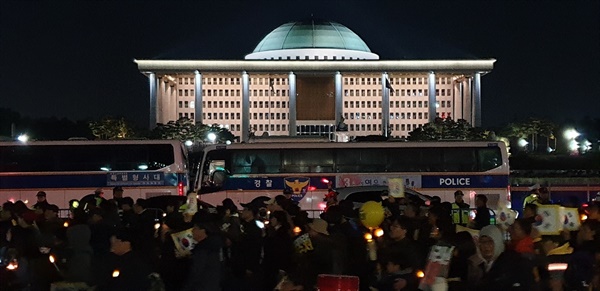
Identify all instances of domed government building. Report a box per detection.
[135,19,495,142]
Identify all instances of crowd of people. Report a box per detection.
[0,186,599,291]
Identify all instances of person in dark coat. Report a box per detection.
[181,211,224,291]
[564,219,600,290]
[228,202,264,290]
[95,228,152,291]
[263,210,294,290]
[472,194,491,230]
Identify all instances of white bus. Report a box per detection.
[0,140,189,209]
[194,141,510,211]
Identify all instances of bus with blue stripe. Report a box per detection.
[0,140,189,209]
[194,141,510,211]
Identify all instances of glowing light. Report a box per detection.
[581,214,588,221]
[154,223,160,230]
[417,270,425,278]
[548,263,568,271]
[63,221,69,227]
[308,186,317,191]
[518,138,529,148]
[364,233,373,241]
[321,178,330,184]
[318,202,327,210]
[185,140,193,147]
[138,164,149,170]
[17,134,29,142]
[23,200,29,204]
[255,220,265,229]
[207,132,217,142]
[568,140,578,151]
[6,260,18,271]
[162,213,167,217]
[49,255,55,263]
[225,140,232,145]
[374,228,384,237]
[112,270,120,277]
[100,167,111,171]
[293,226,302,235]
[563,129,580,140]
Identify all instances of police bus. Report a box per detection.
[194,141,510,211]
[0,139,189,209]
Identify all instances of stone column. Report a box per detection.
[194,71,203,124]
[381,72,390,136]
[242,71,250,142]
[428,71,436,122]
[288,72,297,136]
[472,72,482,127]
[149,72,157,129]
[335,71,343,127]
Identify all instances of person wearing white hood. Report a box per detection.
[467,225,534,290]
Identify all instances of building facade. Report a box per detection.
[136,19,494,142]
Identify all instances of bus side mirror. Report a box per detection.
[211,170,228,187]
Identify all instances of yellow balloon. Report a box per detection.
[359,201,385,228]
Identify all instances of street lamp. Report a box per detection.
[563,129,580,140]
[207,132,217,143]
[17,134,29,142]
[564,128,580,154]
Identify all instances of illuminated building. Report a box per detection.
[135,19,494,141]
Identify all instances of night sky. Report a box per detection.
[1,0,599,128]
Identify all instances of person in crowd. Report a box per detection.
[9,210,47,290]
[112,186,124,200]
[372,249,419,291]
[182,210,224,291]
[33,191,50,210]
[88,208,113,258]
[158,199,191,291]
[523,203,538,221]
[537,187,553,205]
[379,215,422,272]
[586,201,600,222]
[337,200,370,289]
[523,185,541,210]
[65,208,94,285]
[119,197,136,227]
[38,204,63,247]
[564,219,600,290]
[228,201,264,290]
[263,210,294,290]
[95,228,152,291]
[508,218,535,255]
[472,194,491,230]
[99,199,122,228]
[451,190,471,227]
[468,225,533,290]
[296,218,336,288]
[0,201,15,248]
[447,231,477,290]
[427,204,455,244]
[132,198,157,261]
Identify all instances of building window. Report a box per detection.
[178,101,183,108]
[184,101,189,108]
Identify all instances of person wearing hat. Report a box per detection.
[33,190,50,210]
[451,190,471,227]
[298,218,337,288]
[523,184,541,210]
